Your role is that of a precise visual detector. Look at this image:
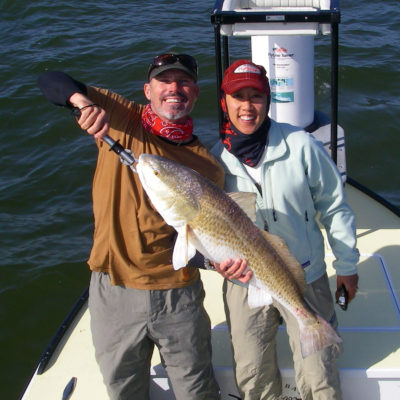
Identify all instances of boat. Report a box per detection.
[21,1,400,399]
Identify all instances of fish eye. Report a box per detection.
[154,171,159,176]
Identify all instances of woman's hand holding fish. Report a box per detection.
[336,273,359,304]
[213,258,252,284]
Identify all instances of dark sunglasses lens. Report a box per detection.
[153,54,176,66]
[177,54,197,70]
[152,54,197,72]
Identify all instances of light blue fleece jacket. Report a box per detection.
[211,120,359,283]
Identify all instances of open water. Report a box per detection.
[0,1,399,398]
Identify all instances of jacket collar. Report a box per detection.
[219,119,288,177]
[265,120,288,162]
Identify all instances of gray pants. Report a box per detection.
[224,273,343,400]
[89,272,220,400]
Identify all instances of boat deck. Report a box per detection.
[21,184,400,400]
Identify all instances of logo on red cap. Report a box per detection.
[233,64,262,75]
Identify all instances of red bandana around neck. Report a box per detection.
[141,103,193,142]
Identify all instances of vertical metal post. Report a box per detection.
[331,21,339,164]
[222,35,229,72]
[214,24,224,131]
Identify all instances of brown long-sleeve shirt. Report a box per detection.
[86,86,224,289]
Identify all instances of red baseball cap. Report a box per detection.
[221,59,270,95]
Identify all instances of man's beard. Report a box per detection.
[161,107,189,121]
[160,101,196,122]
[159,90,197,121]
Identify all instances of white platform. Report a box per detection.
[21,183,400,400]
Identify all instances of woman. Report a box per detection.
[212,59,359,400]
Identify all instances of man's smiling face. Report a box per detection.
[144,69,199,123]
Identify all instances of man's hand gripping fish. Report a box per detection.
[137,154,342,358]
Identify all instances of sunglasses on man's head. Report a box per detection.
[149,53,198,77]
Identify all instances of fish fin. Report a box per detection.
[299,314,342,358]
[172,225,197,270]
[228,192,257,223]
[260,230,307,294]
[247,278,273,308]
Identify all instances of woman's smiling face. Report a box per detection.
[225,87,269,135]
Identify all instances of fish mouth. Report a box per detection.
[137,154,162,192]
[138,153,155,167]
[137,154,167,175]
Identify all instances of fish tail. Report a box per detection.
[299,314,342,358]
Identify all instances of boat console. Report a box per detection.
[211,0,346,180]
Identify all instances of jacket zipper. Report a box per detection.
[266,169,277,221]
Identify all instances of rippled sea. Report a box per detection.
[0,1,399,398]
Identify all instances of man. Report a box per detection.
[211,59,359,400]
[38,53,222,400]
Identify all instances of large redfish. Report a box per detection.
[137,153,342,357]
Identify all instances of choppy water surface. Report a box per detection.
[0,1,399,398]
